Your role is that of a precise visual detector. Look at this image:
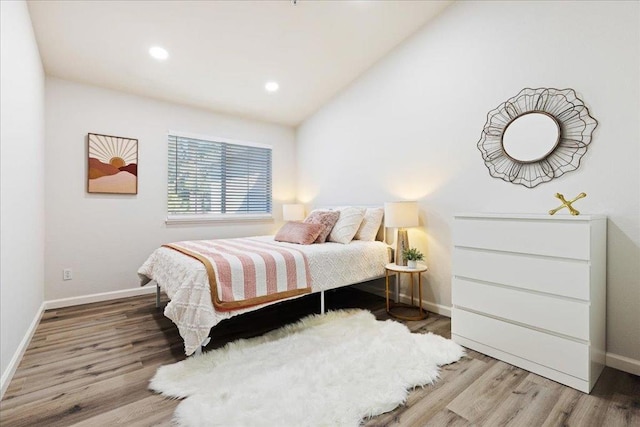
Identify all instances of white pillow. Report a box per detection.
[328,207,366,244]
[354,207,384,241]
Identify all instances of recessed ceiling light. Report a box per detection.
[265,81,279,93]
[149,46,169,61]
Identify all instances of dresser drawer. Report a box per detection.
[453,278,589,340]
[453,217,591,260]
[453,247,590,300]
[452,308,589,380]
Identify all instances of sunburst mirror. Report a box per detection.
[477,88,598,188]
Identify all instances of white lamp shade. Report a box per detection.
[283,204,305,221]
[384,201,419,228]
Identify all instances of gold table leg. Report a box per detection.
[418,272,423,318]
[385,268,390,313]
[410,272,414,306]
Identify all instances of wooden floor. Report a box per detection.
[1,288,638,426]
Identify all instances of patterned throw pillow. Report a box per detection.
[328,207,366,244]
[303,210,340,243]
[354,207,384,241]
[274,221,325,245]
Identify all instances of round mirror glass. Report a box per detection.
[502,112,560,163]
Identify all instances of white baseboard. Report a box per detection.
[2,286,157,398]
[418,298,452,318]
[44,286,157,310]
[1,302,45,400]
[354,282,451,317]
[606,352,640,376]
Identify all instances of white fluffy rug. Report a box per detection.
[150,309,464,427]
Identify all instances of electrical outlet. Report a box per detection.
[63,268,73,281]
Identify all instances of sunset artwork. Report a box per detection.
[87,133,138,194]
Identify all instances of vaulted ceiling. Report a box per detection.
[28,1,451,126]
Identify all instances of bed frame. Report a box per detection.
[155,278,372,354]
[155,274,392,355]
[154,208,391,355]
[156,278,354,314]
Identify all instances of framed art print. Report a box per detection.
[87,133,138,194]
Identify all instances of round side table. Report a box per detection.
[385,262,428,321]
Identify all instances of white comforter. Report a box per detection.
[138,236,389,355]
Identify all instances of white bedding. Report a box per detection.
[138,235,389,355]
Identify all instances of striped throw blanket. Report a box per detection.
[163,238,312,311]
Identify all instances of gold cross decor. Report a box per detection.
[549,192,587,216]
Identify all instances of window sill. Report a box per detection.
[166,214,274,226]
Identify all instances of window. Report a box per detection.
[167,133,272,222]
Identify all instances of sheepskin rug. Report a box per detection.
[150,309,464,427]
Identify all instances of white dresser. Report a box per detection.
[452,213,606,393]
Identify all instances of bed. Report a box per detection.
[138,208,390,355]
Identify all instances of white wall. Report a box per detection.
[297,1,640,362]
[0,0,46,383]
[45,78,296,301]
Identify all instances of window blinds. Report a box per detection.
[168,134,272,216]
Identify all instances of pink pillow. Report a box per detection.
[304,210,340,243]
[275,222,325,245]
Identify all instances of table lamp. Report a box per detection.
[283,204,305,222]
[384,201,419,266]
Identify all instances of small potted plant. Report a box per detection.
[403,247,424,269]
